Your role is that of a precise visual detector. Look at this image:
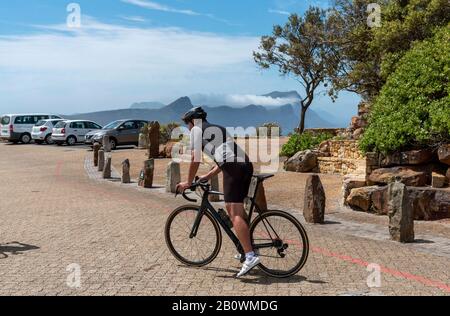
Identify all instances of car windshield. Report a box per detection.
[54,121,66,128]
[35,120,47,126]
[1,116,10,125]
[103,121,123,130]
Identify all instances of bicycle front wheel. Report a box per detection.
[165,205,222,267]
[250,210,309,278]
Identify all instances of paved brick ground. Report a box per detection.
[0,143,449,296]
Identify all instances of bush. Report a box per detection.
[140,122,182,144]
[360,25,450,154]
[280,132,333,157]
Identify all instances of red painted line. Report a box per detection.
[312,246,450,293]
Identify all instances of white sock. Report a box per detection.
[245,251,255,260]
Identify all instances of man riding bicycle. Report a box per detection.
[176,107,260,277]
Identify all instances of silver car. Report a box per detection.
[85,119,147,150]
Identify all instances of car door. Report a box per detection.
[70,121,85,142]
[117,121,137,144]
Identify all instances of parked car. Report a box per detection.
[31,119,65,144]
[0,114,63,144]
[85,119,147,150]
[52,120,102,146]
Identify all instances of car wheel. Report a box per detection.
[66,136,77,146]
[20,133,31,144]
[110,139,117,150]
[45,134,54,145]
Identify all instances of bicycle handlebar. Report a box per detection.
[175,176,210,203]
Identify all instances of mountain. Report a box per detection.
[64,93,341,134]
[130,101,165,110]
[262,91,301,100]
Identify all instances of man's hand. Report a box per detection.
[176,182,191,193]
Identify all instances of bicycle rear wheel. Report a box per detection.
[250,210,309,278]
[165,205,222,267]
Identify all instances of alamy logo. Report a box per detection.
[366,263,382,288]
[66,263,82,288]
[67,3,81,28]
[367,3,381,28]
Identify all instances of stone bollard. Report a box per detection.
[98,149,105,172]
[388,179,414,242]
[102,135,111,153]
[147,121,160,158]
[209,172,220,202]
[138,133,148,150]
[166,161,181,193]
[93,143,101,167]
[122,159,131,184]
[303,175,325,224]
[103,157,112,179]
[138,159,154,188]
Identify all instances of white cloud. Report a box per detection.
[121,16,147,22]
[268,9,291,16]
[0,17,280,113]
[190,93,300,107]
[121,0,199,16]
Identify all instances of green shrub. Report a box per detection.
[360,25,450,154]
[280,132,333,157]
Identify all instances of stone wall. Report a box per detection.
[316,140,366,175]
[303,128,347,137]
[328,140,365,160]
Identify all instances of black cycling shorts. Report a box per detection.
[221,162,254,203]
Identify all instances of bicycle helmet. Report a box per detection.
[182,107,207,124]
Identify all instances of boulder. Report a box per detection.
[431,172,446,188]
[352,128,364,140]
[346,186,383,212]
[318,141,330,157]
[438,144,450,165]
[387,181,414,243]
[408,187,450,220]
[446,168,450,184]
[350,116,367,130]
[368,166,429,187]
[380,149,433,167]
[342,175,366,206]
[284,150,317,172]
[303,175,326,223]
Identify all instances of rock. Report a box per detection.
[380,149,433,167]
[122,159,131,184]
[346,186,382,212]
[98,150,105,172]
[284,150,317,172]
[431,172,446,188]
[358,102,371,116]
[102,157,112,179]
[166,161,180,193]
[446,168,450,184]
[408,188,450,220]
[350,116,367,130]
[102,135,111,152]
[387,181,414,242]
[438,144,450,165]
[138,159,154,188]
[209,172,220,202]
[138,133,148,149]
[352,128,364,139]
[303,175,326,223]
[147,121,160,159]
[368,166,429,187]
[371,187,389,215]
[318,141,330,157]
[93,143,101,167]
[162,141,182,159]
[342,175,366,206]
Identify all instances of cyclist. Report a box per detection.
[176,107,260,278]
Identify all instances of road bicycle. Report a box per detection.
[164,174,309,278]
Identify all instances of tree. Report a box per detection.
[254,7,340,133]
[360,25,450,153]
[328,0,450,100]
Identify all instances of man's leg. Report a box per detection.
[226,203,252,253]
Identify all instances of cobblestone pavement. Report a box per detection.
[0,143,449,296]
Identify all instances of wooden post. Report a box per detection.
[139,159,154,188]
[93,143,101,167]
[103,157,112,179]
[98,149,105,172]
[147,121,160,158]
[122,159,131,184]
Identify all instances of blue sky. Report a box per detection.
[0,0,359,123]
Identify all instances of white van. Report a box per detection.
[0,114,63,144]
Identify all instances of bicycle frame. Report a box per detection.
[188,186,277,257]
